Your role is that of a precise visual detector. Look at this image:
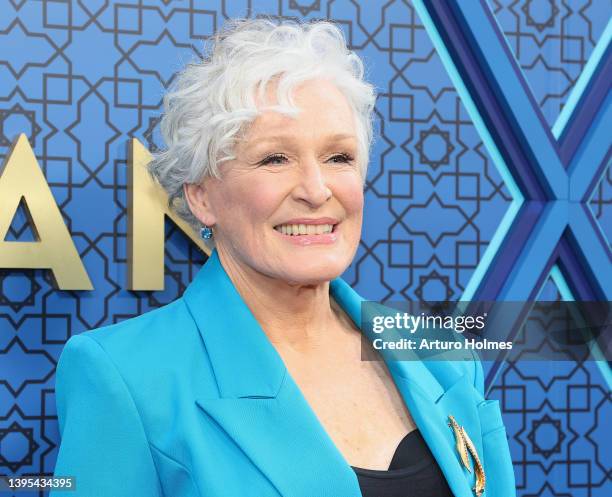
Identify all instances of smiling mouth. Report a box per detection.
[273,223,336,236]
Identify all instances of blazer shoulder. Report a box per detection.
[86,298,192,350]
[58,296,220,415]
[67,298,203,382]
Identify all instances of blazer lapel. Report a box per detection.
[184,251,360,497]
[196,377,361,497]
[184,251,484,497]
[391,372,484,497]
[332,278,484,497]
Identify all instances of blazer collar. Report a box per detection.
[182,249,285,398]
[182,249,447,402]
[183,250,485,497]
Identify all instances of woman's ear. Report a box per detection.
[183,180,217,226]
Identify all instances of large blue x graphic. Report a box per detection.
[413,1,611,304]
[412,2,611,388]
[414,0,612,300]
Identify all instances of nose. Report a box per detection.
[291,158,333,207]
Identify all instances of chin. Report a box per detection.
[277,253,350,285]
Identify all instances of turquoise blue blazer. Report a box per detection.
[51,250,515,497]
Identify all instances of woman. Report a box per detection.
[51,19,515,497]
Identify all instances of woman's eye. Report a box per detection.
[328,153,354,164]
[258,154,288,166]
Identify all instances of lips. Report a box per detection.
[273,217,339,236]
[272,218,340,246]
[274,223,335,236]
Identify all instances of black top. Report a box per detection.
[352,430,453,497]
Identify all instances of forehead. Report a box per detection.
[245,79,356,141]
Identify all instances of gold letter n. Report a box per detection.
[129,139,209,290]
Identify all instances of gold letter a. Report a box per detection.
[0,134,93,290]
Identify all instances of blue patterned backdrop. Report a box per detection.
[0,1,610,496]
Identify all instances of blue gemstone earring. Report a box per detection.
[200,226,213,240]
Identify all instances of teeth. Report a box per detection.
[275,223,334,236]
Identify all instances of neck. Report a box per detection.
[216,247,340,350]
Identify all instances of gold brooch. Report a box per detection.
[448,415,486,497]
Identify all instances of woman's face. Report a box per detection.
[191,79,364,285]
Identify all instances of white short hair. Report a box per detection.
[149,18,377,233]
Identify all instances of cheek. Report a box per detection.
[244,180,288,223]
[218,176,286,228]
[336,174,364,216]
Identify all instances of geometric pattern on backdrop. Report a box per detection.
[0,1,609,495]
